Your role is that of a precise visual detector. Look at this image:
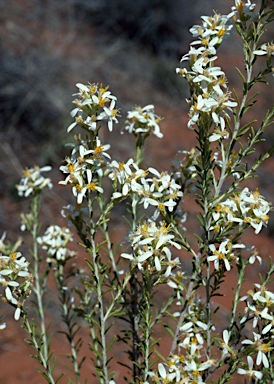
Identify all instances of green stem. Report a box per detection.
[56,265,81,384]
[31,194,54,376]
[91,237,109,383]
[143,305,151,381]
[169,261,198,355]
[230,258,245,332]
[23,311,56,384]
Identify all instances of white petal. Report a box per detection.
[247,356,253,369]
[262,323,272,334]
[253,50,267,55]
[158,363,166,379]
[121,253,133,260]
[0,269,13,276]
[76,83,89,91]
[262,353,269,368]
[14,307,21,321]
[155,256,161,271]
[67,121,77,132]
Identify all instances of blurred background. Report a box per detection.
[0,0,274,383]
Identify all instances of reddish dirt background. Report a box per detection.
[1,1,274,383]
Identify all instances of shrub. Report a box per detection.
[1,1,274,383]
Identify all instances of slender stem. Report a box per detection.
[23,311,56,384]
[205,263,211,360]
[143,301,151,381]
[129,270,141,381]
[56,266,81,384]
[170,278,195,355]
[31,194,53,371]
[230,258,245,331]
[97,193,121,286]
[91,237,109,383]
[69,336,81,384]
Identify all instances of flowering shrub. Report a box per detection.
[1,1,274,383]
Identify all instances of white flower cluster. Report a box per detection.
[150,301,214,383]
[152,357,212,384]
[16,165,52,197]
[0,251,31,320]
[109,158,147,198]
[59,136,110,204]
[237,355,263,380]
[121,221,181,277]
[240,332,273,369]
[208,239,245,271]
[231,0,257,22]
[176,12,237,139]
[37,225,75,264]
[124,104,163,138]
[61,142,182,210]
[68,83,119,133]
[61,85,171,207]
[109,159,183,214]
[212,188,271,235]
[221,330,264,380]
[240,283,274,337]
[221,282,274,380]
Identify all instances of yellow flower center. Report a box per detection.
[257,342,272,353]
[87,182,98,191]
[217,28,226,37]
[158,203,165,211]
[118,162,125,170]
[237,2,244,12]
[9,252,17,262]
[23,170,31,178]
[214,250,225,260]
[67,164,74,173]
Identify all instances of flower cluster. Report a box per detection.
[59,83,120,204]
[59,135,110,203]
[237,356,263,380]
[0,251,31,320]
[137,167,183,213]
[176,12,237,138]
[241,332,273,369]
[37,225,75,264]
[232,0,257,22]
[149,357,213,384]
[208,239,245,271]
[16,165,52,197]
[221,331,265,379]
[110,160,183,214]
[240,283,274,337]
[68,83,119,133]
[124,104,163,138]
[212,188,271,235]
[109,158,148,198]
[121,221,181,276]
[148,300,214,383]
